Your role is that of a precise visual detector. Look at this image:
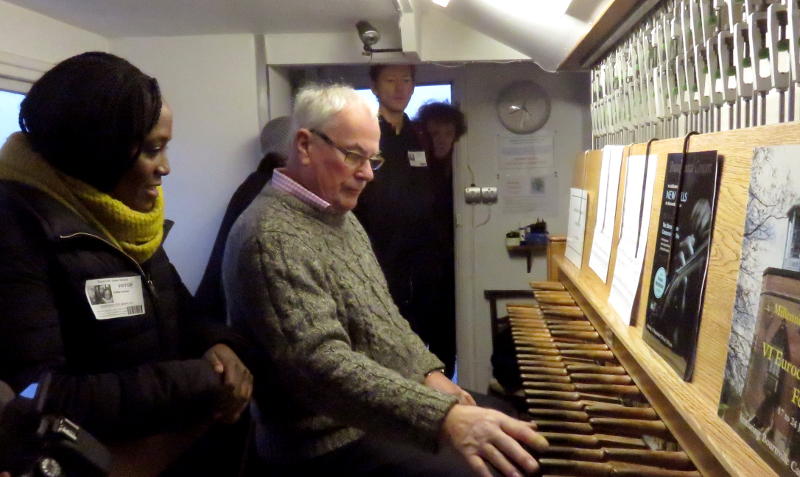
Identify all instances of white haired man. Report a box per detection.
[224,83,546,477]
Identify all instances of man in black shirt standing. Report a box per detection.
[355,64,455,377]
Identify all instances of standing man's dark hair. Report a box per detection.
[368,64,416,83]
[19,52,162,192]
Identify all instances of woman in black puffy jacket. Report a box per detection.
[0,52,252,474]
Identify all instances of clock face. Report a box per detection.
[496,81,551,134]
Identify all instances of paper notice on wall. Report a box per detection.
[500,171,558,215]
[497,132,554,170]
[565,188,589,268]
[588,145,625,282]
[608,154,657,324]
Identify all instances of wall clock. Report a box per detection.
[496,80,551,134]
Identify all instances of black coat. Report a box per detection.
[354,116,441,306]
[352,116,457,376]
[195,159,277,323]
[0,181,240,441]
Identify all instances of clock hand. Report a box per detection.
[519,109,533,129]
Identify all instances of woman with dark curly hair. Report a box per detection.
[415,101,467,164]
[413,101,467,379]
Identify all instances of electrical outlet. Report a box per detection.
[464,186,481,204]
[480,187,498,204]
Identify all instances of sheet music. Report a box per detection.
[608,154,658,324]
[588,145,625,282]
[565,188,588,268]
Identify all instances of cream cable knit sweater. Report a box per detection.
[224,184,457,462]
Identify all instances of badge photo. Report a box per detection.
[85,276,146,320]
[408,150,428,167]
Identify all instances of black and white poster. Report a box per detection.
[643,150,720,380]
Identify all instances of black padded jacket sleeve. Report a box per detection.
[0,204,223,441]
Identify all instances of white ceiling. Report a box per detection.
[3,0,613,71]
[4,0,400,37]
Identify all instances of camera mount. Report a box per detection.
[356,20,403,56]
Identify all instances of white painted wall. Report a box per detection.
[264,26,406,66]
[0,0,108,89]
[434,0,613,72]
[266,65,292,121]
[111,34,262,293]
[263,8,526,66]
[0,0,108,64]
[297,62,590,390]
[419,7,528,62]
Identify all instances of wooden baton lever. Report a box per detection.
[569,373,632,385]
[531,420,594,434]
[566,364,626,374]
[529,281,566,290]
[589,417,669,437]
[527,408,590,421]
[518,361,566,370]
[520,374,570,383]
[604,448,692,469]
[585,404,658,420]
[574,384,640,396]
[541,445,604,461]
[539,458,612,476]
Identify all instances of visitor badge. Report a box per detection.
[408,150,428,167]
[85,276,146,320]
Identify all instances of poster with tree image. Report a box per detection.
[643,150,720,381]
[718,146,800,476]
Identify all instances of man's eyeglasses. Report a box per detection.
[310,129,384,171]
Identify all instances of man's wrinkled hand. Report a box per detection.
[440,405,548,477]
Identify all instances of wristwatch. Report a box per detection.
[424,368,446,378]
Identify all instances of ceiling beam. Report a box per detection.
[558,0,661,71]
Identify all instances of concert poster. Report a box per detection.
[718,145,800,476]
[642,150,720,381]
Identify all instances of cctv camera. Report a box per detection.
[356,20,380,47]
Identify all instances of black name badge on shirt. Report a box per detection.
[84,276,146,320]
[408,150,428,167]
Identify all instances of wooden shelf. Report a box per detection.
[505,243,547,253]
[507,242,547,273]
[557,255,767,477]
[554,122,800,476]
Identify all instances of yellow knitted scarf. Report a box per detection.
[0,133,164,263]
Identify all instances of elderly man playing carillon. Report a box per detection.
[224,83,546,477]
